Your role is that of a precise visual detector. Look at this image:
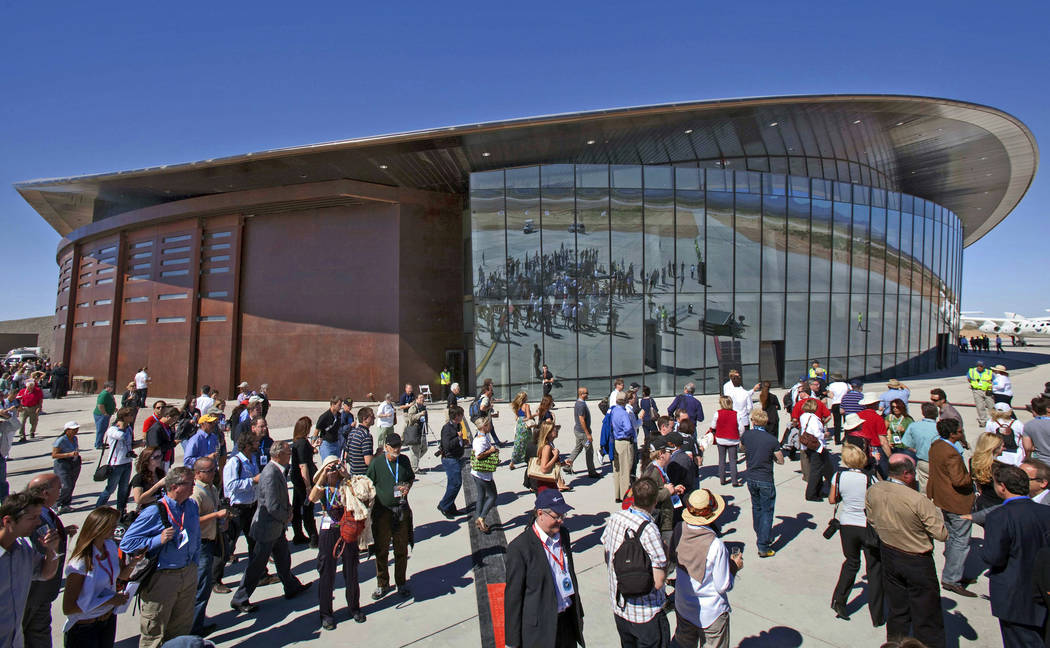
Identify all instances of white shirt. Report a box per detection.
[674,524,734,628]
[835,469,869,527]
[533,522,572,613]
[799,412,826,452]
[103,426,133,466]
[608,389,624,407]
[722,381,754,431]
[63,540,121,631]
[827,381,849,406]
[134,371,148,390]
[1034,489,1050,505]
[986,419,1026,465]
[377,401,395,428]
[992,375,1013,397]
[195,394,215,414]
[471,433,494,481]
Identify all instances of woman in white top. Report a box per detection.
[828,444,884,625]
[62,506,140,646]
[986,406,1025,466]
[94,407,142,515]
[470,415,500,534]
[991,366,1013,407]
[799,399,829,501]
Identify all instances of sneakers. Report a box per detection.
[371,585,395,600]
[757,549,776,558]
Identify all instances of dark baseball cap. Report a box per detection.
[535,490,573,515]
[385,432,402,448]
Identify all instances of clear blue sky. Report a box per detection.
[1,1,1044,321]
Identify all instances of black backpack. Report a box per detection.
[613,518,654,605]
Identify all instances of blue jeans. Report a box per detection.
[438,457,464,513]
[192,538,217,633]
[319,438,342,462]
[472,475,497,521]
[95,462,131,513]
[942,510,972,584]
[94,414,110,449]
[747,479,776,552]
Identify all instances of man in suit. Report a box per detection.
[926,418,977,598]
[230,440,309,613]
[982,463,1050,647]
[504,490,585,648]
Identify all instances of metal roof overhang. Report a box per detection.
[15,94,1037,247]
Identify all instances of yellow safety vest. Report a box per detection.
[809,367,827,380]
[440,370,451,386]
[968,367,992,391]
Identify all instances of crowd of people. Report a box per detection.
[0,354,1049,648]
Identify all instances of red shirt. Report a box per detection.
[16,386,43,408]
[850,409,888,447]
[791,397,830,421]
[713,409,740,441]
[141,414,159,441]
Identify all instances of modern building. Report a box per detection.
[17,95,1037,400]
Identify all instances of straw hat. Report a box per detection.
[681,488,726,526]
[858,392,881,406]
[992,364,1008,373]
[313,455,342,486]
[887,378,903,389]
[842,413,865,431]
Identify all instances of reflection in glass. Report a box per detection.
[540,165,577,400]
[610,166,643,381]
[471,170,509,392]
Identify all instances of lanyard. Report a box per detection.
[626,507,653,524]
[655,465,670,484]
[161,498,185,533]
[386,457,399,483]
[533,526,566,573]
[323,487,339,511]
[96,548,115,588]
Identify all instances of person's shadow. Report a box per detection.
[941,595,979,647]
[769,512,817,551]
[737,626,804,647]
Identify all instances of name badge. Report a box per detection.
[556,570,575,599]
[393,488,403,500]
[671,494,683,508]
[178,529,189,549]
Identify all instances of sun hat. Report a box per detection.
[238,381,250,389]
[314,454,342,486]
[682,488,726,526]
[887,378,903,389]
[993,402,1012,413]
[992,364,1008,373]
[858,392,881,406]
[63,421,80,430]
[842,413,865,431]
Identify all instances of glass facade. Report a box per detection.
[470,165,962,400]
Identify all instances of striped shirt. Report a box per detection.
[343,425,374,476]
[840,390,864,415]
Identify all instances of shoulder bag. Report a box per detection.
[93,442,116,482]
[799,416,821,451]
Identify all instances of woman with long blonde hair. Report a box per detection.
[62,506,141,646]
[533,419,570,492]
[509,391,534,470]
[971,432,1005,510]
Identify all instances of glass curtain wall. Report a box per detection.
[471,164,962,397]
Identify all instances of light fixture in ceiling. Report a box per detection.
[586,140,596,145]
[684,129,693,134]
[482,152,491,157]
[379,164,388,170]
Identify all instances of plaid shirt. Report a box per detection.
[601,507,667,622]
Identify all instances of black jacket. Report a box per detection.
[982,498,1050,626]
[440,421,463,458]
[504,525,585,648]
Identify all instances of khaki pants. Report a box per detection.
[19,406,39,438]
[916,459,930,494]
[614,440,635,500]
[673,610,730,648]
[139,563,197,648]
[971,388,994,427]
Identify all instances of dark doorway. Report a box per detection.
[936,333,950,370]
[759,341,785,387]
[445,349,467,391]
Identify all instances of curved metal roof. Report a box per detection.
[15,94,1037,247]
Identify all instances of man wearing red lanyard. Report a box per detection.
[119,466,201,648]
[505,490,585,648]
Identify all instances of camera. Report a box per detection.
[823,518,840,539]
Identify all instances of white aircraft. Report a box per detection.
[961,311,1050,344]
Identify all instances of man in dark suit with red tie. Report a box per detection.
[504,490,585,648]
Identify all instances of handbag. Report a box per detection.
[470,446,499,473]
[799,416,821,451]
[92,444,115,482]
[526,456,560,483]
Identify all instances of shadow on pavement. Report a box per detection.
[770,512,817,552]
[737,625,804,647]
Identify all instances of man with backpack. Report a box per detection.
[120,466,202,648]
[600,477,669,646]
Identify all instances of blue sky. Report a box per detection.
[0,1,1044,321]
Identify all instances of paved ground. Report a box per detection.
[14,343,1048,647]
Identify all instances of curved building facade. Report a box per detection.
[17,95,1037,399]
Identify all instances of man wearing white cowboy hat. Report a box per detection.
[671,487,742,648]
[879,379,910,416]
